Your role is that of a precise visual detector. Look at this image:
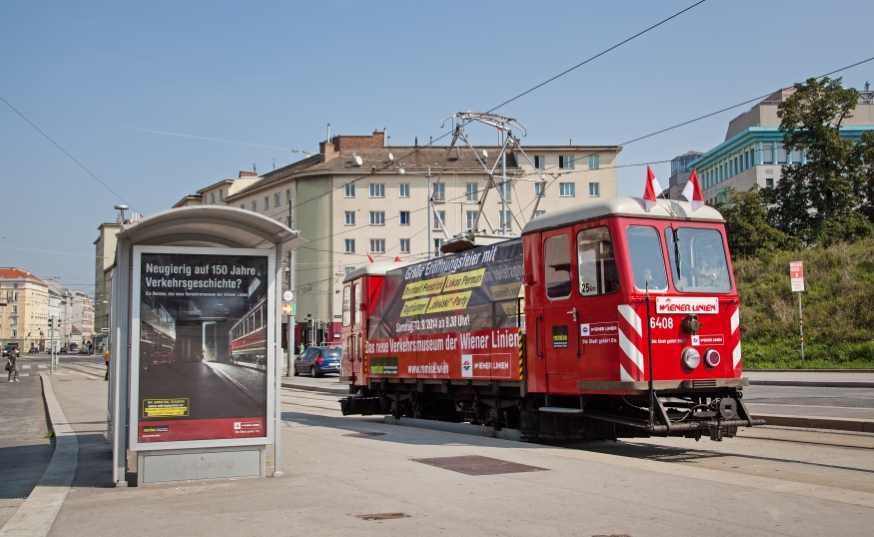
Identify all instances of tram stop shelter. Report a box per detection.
[107,206,306,486]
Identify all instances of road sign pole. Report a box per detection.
[798,292,804,364]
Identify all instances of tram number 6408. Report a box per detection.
[650,316,674,330]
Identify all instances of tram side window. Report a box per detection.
[544,234,572,299]
[577,226,619,296]
[342,285,351,327]
[625,226,669,291]
[354,284,362,326]
[664,227,732,293]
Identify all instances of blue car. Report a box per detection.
[293,346,342,377]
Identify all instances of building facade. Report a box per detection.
[0,268,49,351]
[93,222,121,342]
[170,131,621,341]
[694,86,874,204]
[665,150,703,200]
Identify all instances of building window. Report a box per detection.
[465,183,478,202]
[433,210,445,230]
[777,145,788,164]
[589,182,600,197]
[264,196,269,210]
[274,193,281,207]
[433,238,444,255]
[211,193,216,204]
[345,211,355,226]
[762,145,773,165]
[559,183,575,197]
[370,239,385,254]
[220,189,224,201]
[466,210,478,230]
[534,183,544,197]
[498,182,511,202]
[399,239,410,254]
[535,210,546,217]
[345,183,355,198]
[766,178,774,189]
[588,155,599,170]
[10,317,17,325]
[370,211,385,225]
[345,239,355,253]
[11,305,18,313]
[558,155,575,169]
[499,210,512,232]
[534,155,545,169]
[369,184,385,198]
[432,182,445,201]
[10,330,16,338]
[399,183,410,198]
[399,211,410,225]
[251,201,257,211]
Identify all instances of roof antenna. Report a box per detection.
[273,158,276,171]
[327,123,331,142]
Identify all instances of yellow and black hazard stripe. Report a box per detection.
[518,326,524,380]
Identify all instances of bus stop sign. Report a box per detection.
[790,261,804,292]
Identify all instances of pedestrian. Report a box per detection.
[299,341,305,355]
[104,349,110,381]
[6,348,19,382]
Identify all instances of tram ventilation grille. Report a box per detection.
[692,379,717,388]
[356,513,409,521]
[411,455,547,476]
[343,432,387,437]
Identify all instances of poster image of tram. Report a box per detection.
[132,249,270,445]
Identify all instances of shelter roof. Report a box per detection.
[522,197,724,235]
[117,205,306,251]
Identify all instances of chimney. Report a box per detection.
[239,171,258,178]
[319,139,336,163]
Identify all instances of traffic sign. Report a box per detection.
[281,302,295,315]
[282,290,294,301]
[790,261,804,292]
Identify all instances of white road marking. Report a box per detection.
[21,365,31,370]
[38,365,48,369]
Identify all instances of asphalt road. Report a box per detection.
[0,373,53,528]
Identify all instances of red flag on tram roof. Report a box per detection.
[642,165,662,212]
[366,252,375,263]
[681,169,705,212]
[394,256,402,262]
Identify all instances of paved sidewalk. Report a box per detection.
[746,370,874,387]
[24,378,874,536]
[0,376,53,528]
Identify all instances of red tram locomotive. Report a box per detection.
[340,198,763,441]
[229,297,268,369]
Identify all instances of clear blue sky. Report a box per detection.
[2,0,872,294]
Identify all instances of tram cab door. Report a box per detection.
[541,231,580,394]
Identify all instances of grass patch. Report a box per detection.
[44,430,54,439]
[734,238,874,369]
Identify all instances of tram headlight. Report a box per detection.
[704,348,721,368]
[681,347,701,369]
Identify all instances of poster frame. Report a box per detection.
[129,245,275,452]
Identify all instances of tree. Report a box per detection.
[770,77,874,245]
[716,188,799,258]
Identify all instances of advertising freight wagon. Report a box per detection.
[340,198,764,442]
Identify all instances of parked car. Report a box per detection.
[293,346,342,377]
[28,347,39,354]
[59,348,68,354]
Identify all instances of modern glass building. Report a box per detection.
[694,87,874,204]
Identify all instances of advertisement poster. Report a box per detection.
[132,247,271,446]
[365,239,524,379]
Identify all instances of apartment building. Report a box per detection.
[0,268,49,351]
[177,131,621,336]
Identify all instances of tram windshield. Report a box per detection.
[664,227,732,293]
[625,226,669,291]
